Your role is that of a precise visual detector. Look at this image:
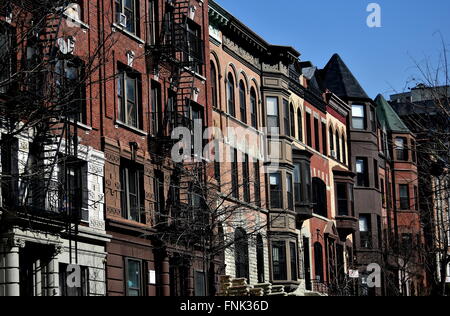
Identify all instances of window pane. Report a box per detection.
[267,97,278,116]
[127,260,141,296]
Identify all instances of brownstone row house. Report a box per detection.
[0,0,429,297]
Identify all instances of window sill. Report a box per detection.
[183,67,207,82]
[115,121,148,136]
[112,23,145,45]
[69,120,93,131]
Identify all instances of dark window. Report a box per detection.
[352,104,366,130]
[59,263,89,296]
[214,139,221,185]
[147,0,158,45]
[256,234,265,283]
[306,112,312,147]
[55,58,87,124]
[314,118,320,152]
[313,242,324,282]
[58,160,87,220]
[287,173,294,211]
[120,160,145,223]
[194,271,206,297]
[290,242,298,281]
[210,61,218,109]
[150,80,161,135]
[1,136,18,208]
[377,216,383,250]
[373,159,379,189]
[294,163,302,204]
[312,178,327,217]
[359,214,372,249]
[0,24,12,94]
[272,241,287,281]
[395,137,408,161]
[412,140,417,163]
[267,97,279,130]
[227,74,235,117]
[185,20,203,74]
[169,259,189,296]
[154,170,165,221]
[125,258,143,296]
[118,69,140,129]
[250,88,258,128]
[235,228,250,282]
[231,149,239,199]
[270,173,282,209]
[290,104,296,137]
[243,154,250,203]
[254,161,261,207]
[399,184,410,210]
[336,183,349,216]
[381,178,386,207]
[297,109,303,142]
[414,185,419,211]
[284,100,290,136]
[322,122,328,156]
[239,81,247,123]
[370,107,377,132]
[329,126,335,155]
[115,0,139,35]
[356,158,369,187]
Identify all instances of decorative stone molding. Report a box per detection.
[223,36,260,68]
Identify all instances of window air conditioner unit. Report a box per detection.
[331,150,337,159]
[119,13,127,28]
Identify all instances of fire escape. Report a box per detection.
[16,3,83,263]
[146,0,206,234]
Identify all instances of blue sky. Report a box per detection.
[215,0,450,99]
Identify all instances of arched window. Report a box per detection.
[329,126,334,156]
[250,88,258,129]
[342,134,347,165]
[227,73,235,117]
[297,109,303,142]
[239,80,247,123]
[314,242,324,283]
[312,178,327,217]
[256,234,265,283]
[336,130,341,162]
[235,228,249,282]
[210,61,218,108]
[290,104,296,137]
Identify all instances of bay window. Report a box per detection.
[359,214,372,249]
[352,104,366,130]
[267,97,279,130]
[399,184,410,210]
[272,241,287,281]
[269,173,282,209]
[395,137,408,161]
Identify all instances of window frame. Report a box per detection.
[115,0,140,35]
[118,69,141,129]
[239,81,247,123]
[120,160,145,223]
[227,73,235,117]
[272,241,287,281]
[269,172,282,209]
[399,184,410,210]
[352,104,366,130]
[267,96,279,130]
[125,258,144,297]
[250,88,258,129]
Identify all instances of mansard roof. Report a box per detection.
[320,54,370,101]
[375,94,410,133]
